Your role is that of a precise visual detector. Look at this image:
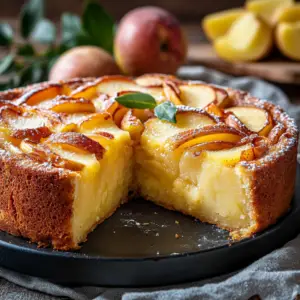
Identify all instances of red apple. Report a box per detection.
[114,6,187,76]
[49,46,120,81]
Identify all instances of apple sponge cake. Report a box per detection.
[0,74,297,250]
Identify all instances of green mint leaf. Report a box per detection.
[0,54,15,75]
[82,1,114,53]
[20,0,44,39]
[31,19,56,44]
[0,23,13,46]
[17,44,35,56]
[115,92,157,109]
[61,13,82,46]
[154,101,177,123]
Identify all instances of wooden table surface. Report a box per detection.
[0,20,299,105]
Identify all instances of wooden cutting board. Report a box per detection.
[188,43,300,85]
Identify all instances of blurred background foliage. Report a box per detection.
[1,0,244,21]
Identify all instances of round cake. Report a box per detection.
[0,74,297,250]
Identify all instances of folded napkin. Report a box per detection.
[0,66,299,300]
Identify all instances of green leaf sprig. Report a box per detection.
[115,92,178,124]
[0,0,115,91]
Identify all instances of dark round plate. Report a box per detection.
[0,165,299,287]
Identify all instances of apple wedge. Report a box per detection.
[135,74,181,87]
[276,21,300,60]
[163,81,182,105]
[44,132,105,160]
[15,84,66,106]
[183,141,237,155]
[102,97,120,116]
[20,140,85,171]
[251,136,269,159]
[225,106,273,136]
[179,84,228,108]
[268,122,286,144]
[135,74,179,101]
[96,76,142,96]
[37,97,96,114]
[175,107,217,129]
[121,110,144,141]
[225,112,253,135]
[202,8,246,41]
[214,13,273,62]
[132,108,154,122]
[70,80,100,100]
[103,93,152,124]
[205,103,224,118]
[12,126,52,143]
[169,125,245,153]
[179,143,254,180]
[246,0,293,27]
[142,107,216,146]
[78,112,113,133]
[55,123,79,133]
[143,86,165,101]
[205,143,255,165]
[20,140,51,159]
[113,107,129,127]
[278,4,300,22]
[0,106,59,130]
[85,132,115,151]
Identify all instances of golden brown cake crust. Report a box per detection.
[0,153,76,250]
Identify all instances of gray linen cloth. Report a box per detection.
[0,66,300,300]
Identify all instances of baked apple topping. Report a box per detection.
[0,74,293,171]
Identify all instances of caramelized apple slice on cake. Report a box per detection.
[15,84,70,106]
[225,106,273,136]
[179,83,229,108]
